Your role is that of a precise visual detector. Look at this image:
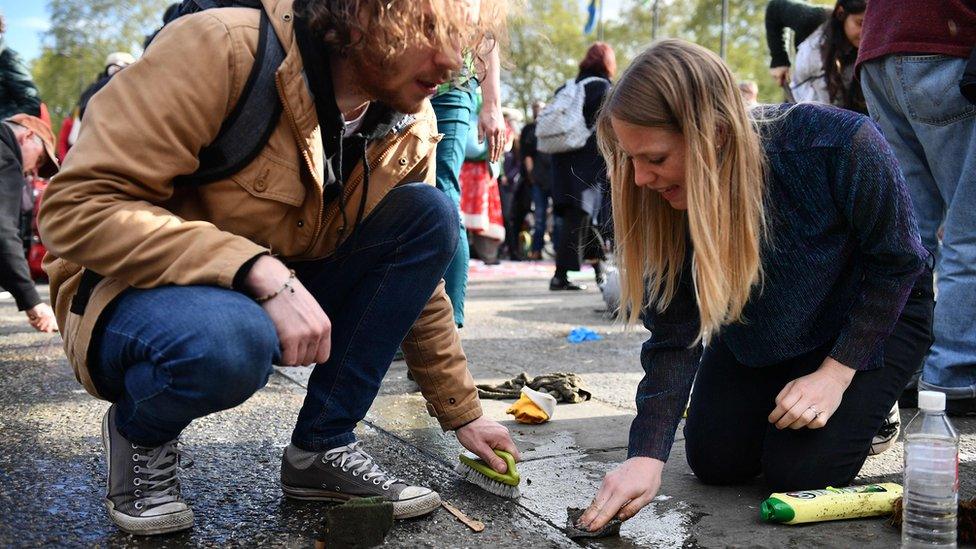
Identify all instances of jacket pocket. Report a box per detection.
[897,55,976,126]
[231,152,305,206]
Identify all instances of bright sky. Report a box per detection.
[0,1,49,62]
[0,0,629,64]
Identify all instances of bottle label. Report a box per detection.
[784,484,889,500]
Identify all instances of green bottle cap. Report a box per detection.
[760,497,796,523]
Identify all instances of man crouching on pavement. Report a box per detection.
[38,0,517,536]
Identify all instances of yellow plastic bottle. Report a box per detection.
[760,483,903,525]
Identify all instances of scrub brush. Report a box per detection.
[455,449,520,498]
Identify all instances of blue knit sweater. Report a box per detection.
[628,103,927,462]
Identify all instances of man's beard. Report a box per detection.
[365,80,425,114]
[351,52,436,115]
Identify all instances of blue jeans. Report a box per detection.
[90,183,459,449]
[861,55,976,400]
[431,85,476,327]
[530,184,550,253]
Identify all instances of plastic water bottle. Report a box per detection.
[902,390,959,548]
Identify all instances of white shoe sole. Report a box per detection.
[281,483,441,519]
[101,409,194,536]
[105,500,194,536]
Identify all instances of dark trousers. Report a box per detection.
[504,184,532,259]
[90,183,458,451]
[554,205,605,275]
[889,268,936,396]
[684,326,920,492]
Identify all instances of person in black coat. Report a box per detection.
[549,42,615,291]
[0,114,58,332]
[0,16,42,119]
[78,52,135,121]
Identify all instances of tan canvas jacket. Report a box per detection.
[38,0,482,431]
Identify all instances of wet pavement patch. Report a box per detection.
[3,281,975,548]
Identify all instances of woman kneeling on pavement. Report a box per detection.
[578,39,927,532]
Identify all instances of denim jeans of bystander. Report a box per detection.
[861,55,976,403]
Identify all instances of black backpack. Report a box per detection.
[152,0,286,185]
[70,0,286,316]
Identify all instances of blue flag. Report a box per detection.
[584,0,598,35]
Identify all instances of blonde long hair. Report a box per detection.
[597,39,767,344]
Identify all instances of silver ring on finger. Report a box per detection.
[807,405,822,419]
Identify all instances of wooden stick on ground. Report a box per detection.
[441,501,485,533]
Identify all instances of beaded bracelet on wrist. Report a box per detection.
[254,269,297,304]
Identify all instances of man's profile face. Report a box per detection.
[17,131,44,175]
[350,6,465,114]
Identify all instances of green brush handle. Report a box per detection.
[459,449,520,487]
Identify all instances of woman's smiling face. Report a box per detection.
[610,117,688,210]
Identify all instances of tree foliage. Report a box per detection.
[504,0,591,116]
[504,0,785,118]
[32,0,788,130]
[31,0,170,132]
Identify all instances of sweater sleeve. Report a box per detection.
[765,0,831,69]
[628,260,703,462]
[0,148,41,310]
[828,121,927,370]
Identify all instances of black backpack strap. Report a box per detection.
[174,7,285,185]
[70,269,105,315]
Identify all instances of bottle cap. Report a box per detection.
[918,390,946,412]
[760,497,795,523]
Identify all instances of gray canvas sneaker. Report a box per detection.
[102,406,193,535]
[281,441,441,519]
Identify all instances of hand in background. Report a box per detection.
[478,101,505,163]
[769,66,790,87]
[25,303,57,332]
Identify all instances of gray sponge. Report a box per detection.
[565,506,623,539]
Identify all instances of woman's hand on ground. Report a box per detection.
[579,457,664,532]
[769,357,855,430]
[25,303,57,332]
[455,416,521,473]
[244,256,331,367]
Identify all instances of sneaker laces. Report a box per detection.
[131,440,184,508]
[876,416,900,438]
[323,441,402,491]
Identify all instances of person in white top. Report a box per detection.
[789,0,867,113]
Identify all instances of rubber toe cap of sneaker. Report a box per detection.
[141,502,190,517]
[398,486,436,501]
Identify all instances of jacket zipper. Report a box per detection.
[275,70,429,256]
[275,74,326,252]
[314,122,425,252]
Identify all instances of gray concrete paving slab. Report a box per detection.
[3,270,975,548]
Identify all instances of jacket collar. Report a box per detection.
[262,0,405,185]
